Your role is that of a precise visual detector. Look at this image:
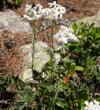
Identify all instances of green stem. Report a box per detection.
[48,20,55,109]
[50,20,54,80]
[60,44,64,71]
[32,20,36,73]
[51,20,54,49]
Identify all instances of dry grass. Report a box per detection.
[0,31,32,77]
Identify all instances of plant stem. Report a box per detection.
[50,20,57,109]
[32,20,36,73]
[50,20,54,80]
[51,20,54,49]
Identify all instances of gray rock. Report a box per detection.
[19,44,33,82]
[19,41,61,82]
[0,22,5,29]
[0,10,32,36]
[19,41,50,82]
[77,9,100,27]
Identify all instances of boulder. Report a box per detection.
[0,9,32,36]
[19,41,61,82]
[19,41,50,82]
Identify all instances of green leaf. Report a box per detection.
[70,63,76,70]
[72,23,78,33]
[15,0,23,5]
[87,59,94,67]
[75,66,84,71]
[91,27,96,36]
[56,101,64,108]
[81,106,85,110]
[56,100,67,108]
[95,33,100,39]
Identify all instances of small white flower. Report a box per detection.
[60,25,68,34]
[54,53,61,64]
[54,25,79,44]
[47,1,66,20]
[24,4,43,21]
[51,8,59,20]
[33,4,43,12]
[84,100,100,110]
[41,72,46,79]
[41,8,51,19]
[67,32,79,42]
[85,100,89,106]
[25,4,32,13]
[56,6,66,14]
[62,26,79,42]
[41,8,57,20]
[24,9,37,20]
[48,1,58,8]
[54,32,64,39]
[23,14,33,21]
[54,32,68,44]
[59,37,68,44]
[84,101,94,110]
[32,87,36,91]
[93,100,100,105]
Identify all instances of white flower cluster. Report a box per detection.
[84,100,100,110]
[54,25,79,44]
[23,2,78,45]
[23,4,43,21]
[23,1,66,21]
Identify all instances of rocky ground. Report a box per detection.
[0,0,100,80]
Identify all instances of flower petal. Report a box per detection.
[85,101,89,106]
[93,100,100,105]
[90,101,94,106]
